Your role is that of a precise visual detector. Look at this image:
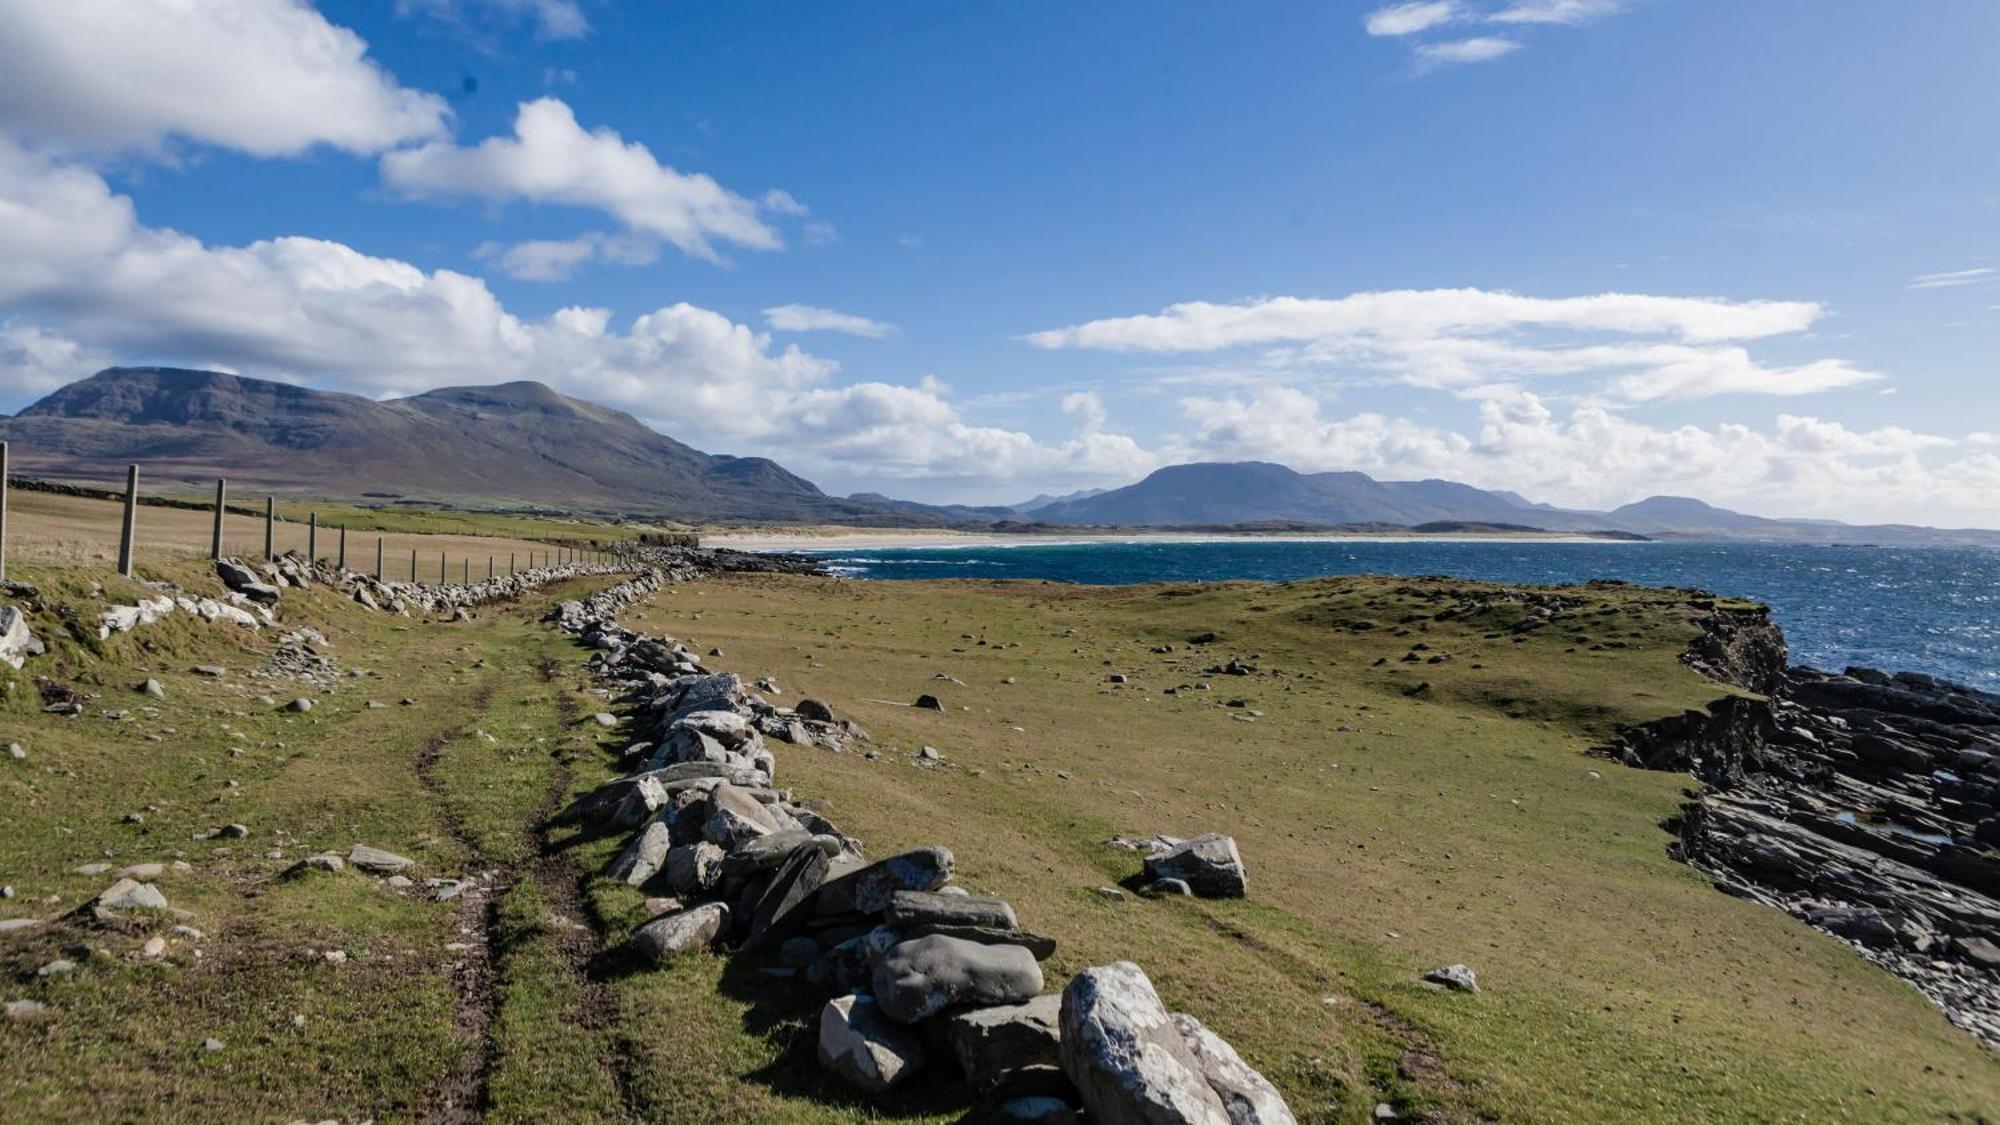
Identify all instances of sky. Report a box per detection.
[0,0,1997,525]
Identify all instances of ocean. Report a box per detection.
[810,540,2000,688]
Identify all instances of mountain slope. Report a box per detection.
[1,368,886,522]
[1031,462,1606,530]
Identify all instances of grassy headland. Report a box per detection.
[0,539,1993,1121]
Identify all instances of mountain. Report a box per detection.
[0,368,940,523]
[1029,461,2000,545]
[1012,486,1108,515]
[1031,462,1602,531]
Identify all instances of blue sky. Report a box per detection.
[1,0,1996,523]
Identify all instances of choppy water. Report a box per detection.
[811,540,2000,688]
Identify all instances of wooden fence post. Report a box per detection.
[462,557,469,583]
[264,496,275,561]
[338,524,347,570]
[376,537,384,580]
[509,553,515,575]
[410,548,417,582]
[439,550,446,583]
[308,513,317,563]
[487,556,494,579]
[0,440,9,581]
[117,465,139,577]
[210,478,225,560]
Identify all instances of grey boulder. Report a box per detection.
[818,992,925,1093]
[664,842,725,894]
[607,820,673,887]
[885,888,1018,931]
[1142,834,1246,898]
[348,845,416,874]
[1060,961,1294,1125]
[872,934,1044,1025]
[814,846,954,917]
[945,993,1063,1087]
[631,903,729,962]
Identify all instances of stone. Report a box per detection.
[677,709,756,748]
[0,606,40,670]
[37,959,76,977]
[139,678,166,699]
[216,560,281,605]
[1146,878,1193,897]
[630,902,729,962]
[607,820,673,887]
[796,698,835,722]
[1421,964,1478,993]
[284,698,314,713]
[1000,1096,1082,1124]
[347,845,415,874]
[915,694,944,711]
[743,842,831,952]
[703,782,779,848]
[1060,961,1294,1125]
[140,936,168,959]
[5,999,46,1019]
[664,842,725,895]
[777,936,821,969]
[1142,834,1246,898]
[719,829,824,878]
[946,994,1063,1087]
[7,743,23,761]
[901,923,1057,961]
[818,993,926,1094]
[592,712,619,728]
[0,918,42,934]
[814,846,954,917]
[287,853,345,876]
[94,879,168,912]
[872,934,1044,1025]
[808,925,901,993]
[885,889,1018,931]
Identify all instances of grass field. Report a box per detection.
[1,543,1994,1122]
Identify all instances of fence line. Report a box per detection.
[0,455,692,580]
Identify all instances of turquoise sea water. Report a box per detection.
[811,540,2000,687]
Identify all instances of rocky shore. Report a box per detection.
[544,558,1296,1122]
[1606,605,2000,1047]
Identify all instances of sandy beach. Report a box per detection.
[701,526,1641,551]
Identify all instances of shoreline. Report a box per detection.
[704,528,1645,552]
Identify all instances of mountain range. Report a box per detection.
[3,368,1993,544]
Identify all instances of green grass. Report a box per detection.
[4,556,1994,1122]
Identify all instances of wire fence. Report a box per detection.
[0,441,696,581]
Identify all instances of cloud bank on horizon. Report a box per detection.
[0,0,1994,527]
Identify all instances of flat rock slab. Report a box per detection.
[873,934,1044,1025]
[903,923,1057,961]
[93,879,168,912]
[886,889,1018,931]
[744,842,832,952]
[348,845,415,874]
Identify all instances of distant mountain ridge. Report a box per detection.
[0,367,936,523]
[1021,461,2000,546]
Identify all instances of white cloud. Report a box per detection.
[1169,385,2000,526]
[474,232,659,281]
[1414,37,1523,66]
[1907,267,1995,290]
[0,0,448,158]
[381,98,781,262]
[1028,289,1871,403]
[1364,2,1462,37]
[763,305,898,339]
[1488,0,1624,25]
[0,320,111,402]
[0,140,1126,497]
[397,0,589,41]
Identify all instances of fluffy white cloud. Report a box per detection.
[1907,267,1995,290]
[1364,2,1462,37]
[1029,289,1872,402]
[763,305,898,338]
[0,0,448,157]
[1170,385,1999,526]
[0,140,1129,496]
[1414,37,1523,66]
[382,98,781,262]
[1488,0,1624,25]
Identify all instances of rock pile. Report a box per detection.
[547,563,1295,1122]
[1608,608,2000,1047]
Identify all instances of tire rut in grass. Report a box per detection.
[413,681,507,1125]
[535,653,645,1117]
